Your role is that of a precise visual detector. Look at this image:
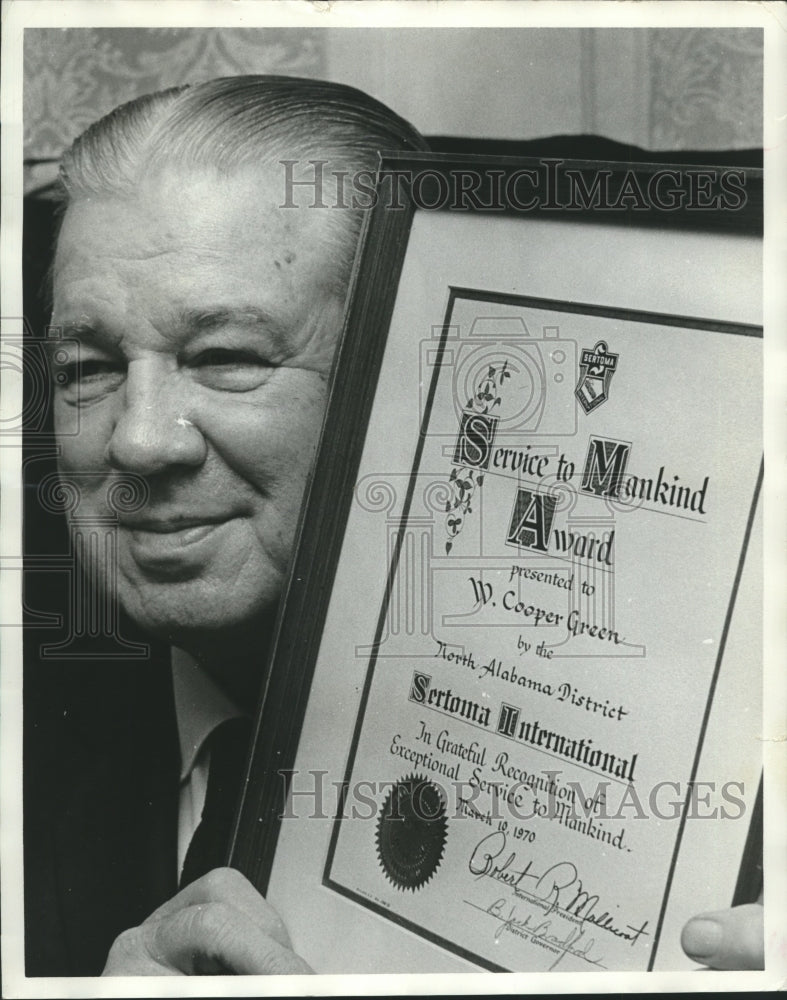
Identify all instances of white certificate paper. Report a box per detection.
[321,288,761,972]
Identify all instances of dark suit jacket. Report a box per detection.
[24,646,181,976]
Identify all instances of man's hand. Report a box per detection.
[102,868,312,975]
[681,893,764,970]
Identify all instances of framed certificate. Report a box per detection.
[229,154,763,974]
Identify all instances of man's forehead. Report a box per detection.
[51,164,350,354]
[58,165,332,263]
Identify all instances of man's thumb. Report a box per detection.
[681,902,764,969]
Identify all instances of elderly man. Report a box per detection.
[24,75,762,976]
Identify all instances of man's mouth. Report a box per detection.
[123,515,229,535]
[120,514,240,570]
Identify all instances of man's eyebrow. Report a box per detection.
[46,308,293,357]
[178,306,293,354]
[44,322,114,357]
[181,306,274,330]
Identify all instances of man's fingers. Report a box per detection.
[105,902,312,976]
[150,903,312,975]
[681,903,764,970]
[105,868,312,975]
[143,867,292,949]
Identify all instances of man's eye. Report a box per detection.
[188,349,276,390]
[192,349,271,368]
[54,360,125,401]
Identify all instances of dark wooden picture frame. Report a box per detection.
[228,152,763,971]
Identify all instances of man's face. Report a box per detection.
[51,166,345,642]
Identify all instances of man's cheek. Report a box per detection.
[208,403,323,493]
[56,411,113,471]
[53,400,80,446]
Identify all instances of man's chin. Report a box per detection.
[118,583,279,650]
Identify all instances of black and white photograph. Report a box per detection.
[1,1,785,994]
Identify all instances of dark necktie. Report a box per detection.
[179,716,252,889]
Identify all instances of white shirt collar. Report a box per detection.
[171,646,245,782]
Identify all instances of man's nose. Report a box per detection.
[105,361,207,475]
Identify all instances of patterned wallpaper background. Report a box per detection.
[24,29,325,162]
[23,26,762,186]
[649,28,763,149]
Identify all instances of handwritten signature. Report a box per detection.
[479,897,606,970]
[468,830,650,948]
